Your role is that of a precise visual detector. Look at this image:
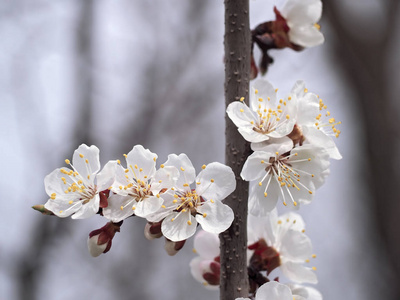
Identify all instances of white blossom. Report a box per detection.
[248,210,318,284]
[147,154,235,242]
[226,78,296,143]
[44,144,117,219]
[103,145,178,222]
[242,139,330,215]
[280,0,324,47]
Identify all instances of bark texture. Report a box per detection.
[220,0,251,299]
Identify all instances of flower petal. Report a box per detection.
[44,197,81,218]
[96,160,118,191]
[280,230,312,262]
[164,153,196,189]
[126,145,157,181]
[102,194,135,222]
[250,78,277,112]
[71,194,100,219]
[226,102,257,129]
[196,162,236,202]
[255,281,293,300]
[280,261,318,284]
[72,144,100,184]
[133,195,164,218]
[289,26,324,48]
[286,284,322,300]
[241,151,272,182]
[161,211,197,242]
[282,0,322,25]
[193,230,220,259]
[248,180,279,216]
[196,200,234,234]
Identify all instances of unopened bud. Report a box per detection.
[144,222,163,240]
[164,238,186,256]
[87,221,122,257]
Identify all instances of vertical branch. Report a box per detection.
[220,0,251,299]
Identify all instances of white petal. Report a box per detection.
[133,195,163,218]
[248,180,279,216]
[96,160,118,191]
[102,194,134,222]
[268,119,296,138]
[194,230,220,259]
[196,200,234,234]
[280,229,313,262]
[152,166,179,193]
[126,145,157,181]
[289,26,324,48]
[226,102,258,129]
[251,137,293,152]
[304,126,342,160]
[72,144,100,184]
[44,168,78,198]
[238,127,270,143]
[161,211,197,242]
[164,153,196,188]
[110,165,130,196]
[280,261,318,284]
[87,235,107,257]
[241,151,272,182]
[146,190,176,222]
[296,93,320,126]
[44,197,81,218]
[196,162,236,201]
[250,78,277,112]
[71,194,100,219]
[248,213,277,246]
[282,0,322,25]
[255,281,293,300]
[286,284,322,300]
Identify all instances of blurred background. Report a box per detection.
[1,0,399,299]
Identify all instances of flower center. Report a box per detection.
[175,189,201,215]
[315,98,341,138]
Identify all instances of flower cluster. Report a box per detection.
[42,144,236,255]
[190,209,321,298]
[227,78,340,215]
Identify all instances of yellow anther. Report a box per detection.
[211,179,215,183]
[134,164,138,169]
[192,248,197,253]
[308,158,311,161]
[197,182,201,185]
[277,220,282,224]
[288,96,292,100]
[261,160,265,164]
[240,97,244,102]
[124,186,127,190]
[258,182,262,186]
[305,259,310,263]
[293,220,297,224]
[132,206,136,210]
[314,23,321,30]
[255,89,258,94]
[117,159,121,164]
[85,159,89,164]
[156,194,160,198]
[311,174,315,177]
[203,213,207,218]
[281,182,286,187]
[171,218,175,222]
[309,191,313,194]
[302,229,306,233]
[283,202,287,206]
[79,154,84,158]
[258,98,263,102]
[329,118,335,124]
[275,152,279,156]
[120,206,124,210]
[124,169,129,174]
[187,220,192,225]
[160,164,165,168]
[87,175,90,179]
[119,186,123,190]
[275,88,278,92]
[161,205,166,209]
[267,97,270,101]
[304,88,308,93]
[312,254,317,258]
[65,159,70,164]
[286,114,290,119]
[183,183,189,187]
[180,167,185,171]
[153,157,156,162]
[286,218,290,222]
[240,109,244,112]
[264,192,268,197]
[68,200,73,205]
[312,267,317,271]
[123,154,127,158]
[173,199,178,203]
[59,210,63,213]
[50,193,56,200]
[210,199,215,203]
[250,121,254,125]
[139,168,143,172]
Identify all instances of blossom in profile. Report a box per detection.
[44,144,117,219]
[226,78,296,143]
[102,145,178,222]
[279,0,324,48]
[248,210,318,284]
[190,230,221,290]
[236,281,322,300]
[147,154,235,242]
[288,80,342,159]
[241,139,330,215]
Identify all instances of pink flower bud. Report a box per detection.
[87,221,122,257]
[164,238,186,256]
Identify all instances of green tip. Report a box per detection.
[32,205,54,216]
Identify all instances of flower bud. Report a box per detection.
[164,238,186,256]
[87,221,122,257]
[144,222,163,240]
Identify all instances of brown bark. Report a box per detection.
[220,0,251,299]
